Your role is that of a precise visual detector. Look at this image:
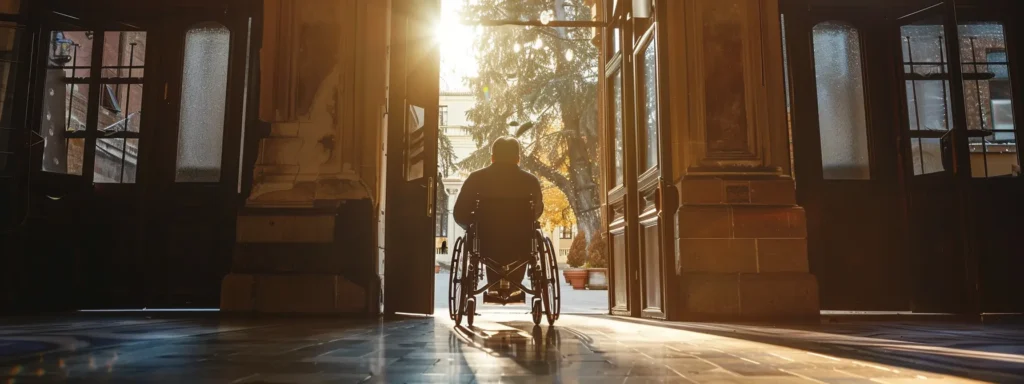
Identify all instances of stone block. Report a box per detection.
[749,179,797,206]
[220,273,254,311]
[680,273,740,316]
[678,179,724,205]
[335,277,367,312]
[678,238,756,273]
[258,137,303,165]
[732,206,806,239]
[255,274,334,313]
[269,122,300,137]
[739,273,819,318]
[252,274,366,314]
[757,239,808,273]
[236,214,335,243]
[677,206,731,238]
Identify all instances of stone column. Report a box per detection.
[665,0,819,320]
[221,0,389,314]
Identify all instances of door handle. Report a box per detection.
[426,176,435,218]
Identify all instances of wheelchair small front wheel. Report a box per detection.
[531,299,542,326]
[466,299,476,327]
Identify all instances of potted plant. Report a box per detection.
[563,235,589,290]
[586,234,608,290]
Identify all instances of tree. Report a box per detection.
[459,0,602,244]
[538,181,574,233]
[438,133,458,178]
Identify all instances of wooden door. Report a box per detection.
[952,5,1024,313]
[895,0,974,313]
[33,13,160,308]
[604,3,638,317]
[783,6,912,310]
[146,8,252,308]
[31,4,253,309]
[383,0,441,315]
[632,18,674,320]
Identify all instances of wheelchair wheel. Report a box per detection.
[541,237,561,325]
[531,298,542,326]
[448,237,467,324]
[466,298,476,327]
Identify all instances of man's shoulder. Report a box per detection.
[517,168,541,184]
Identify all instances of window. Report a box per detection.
[612,70,624,186]
[175,23,230,182]
[901,23,952,176]
[812,22,871,180]
[559,226,574,239]
[40,30,145,183]
[960,23,1018,178]
[439,105,448,127]
[637,36,659,171]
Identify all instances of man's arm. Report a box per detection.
[453,174,478,229]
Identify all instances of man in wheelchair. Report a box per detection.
[453,137,543,304]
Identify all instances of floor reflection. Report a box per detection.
[451,322,560,375]
[0,314,1019,383]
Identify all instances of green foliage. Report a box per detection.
[586,232,607,269]
[458,0,602,240]
[438,133,458,177]
[566,234,587,268]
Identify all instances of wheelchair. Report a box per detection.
[448,197,561,327]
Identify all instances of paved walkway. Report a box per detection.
[433,271,608,315]
[0,314,1022,383]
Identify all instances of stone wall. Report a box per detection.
[221,0,389,314]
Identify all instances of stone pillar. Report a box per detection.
[665,0,818,320]
[221,0,389,314]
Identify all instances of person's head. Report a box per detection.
[490,136,521,165]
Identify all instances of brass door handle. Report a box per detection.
[426,176,435,218]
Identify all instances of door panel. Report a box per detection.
[147,11,249,307]
[384,0,440,315]
[610,228,629,313]
[30,6,253,309]
[896,1,974,313]
[784,8,911,310]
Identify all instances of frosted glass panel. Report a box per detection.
[176,23,230,182]
[812,22,870,180]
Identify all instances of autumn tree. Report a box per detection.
[459,0,602,243]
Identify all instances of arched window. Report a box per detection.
[175,22,230,182]
[812,21,871,180]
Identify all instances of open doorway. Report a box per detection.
[428,0,608,315]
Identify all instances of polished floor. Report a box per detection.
[0,313,1022,383]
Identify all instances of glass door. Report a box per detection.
[147,9,251,307]
[896,0,975,313]
[36,13,157,308]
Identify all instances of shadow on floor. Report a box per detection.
[599,315,1024,383]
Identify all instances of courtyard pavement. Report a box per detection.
[433,271,608,316]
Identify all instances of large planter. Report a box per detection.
[587,268,608,290]
[563,269,589,290]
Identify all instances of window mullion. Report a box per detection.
[80,30,104,181]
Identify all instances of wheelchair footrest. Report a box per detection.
[483,289,526,305]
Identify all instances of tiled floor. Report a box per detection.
[0,314,1022,383]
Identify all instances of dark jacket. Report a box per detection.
[453,163,544,229]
